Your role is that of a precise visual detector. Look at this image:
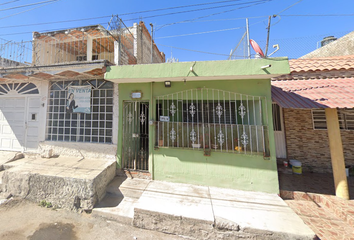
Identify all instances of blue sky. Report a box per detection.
[1,0,353,61]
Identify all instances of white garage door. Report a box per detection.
[0,97,26,151]
[0,97,40,151]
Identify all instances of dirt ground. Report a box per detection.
[0,198,187,240]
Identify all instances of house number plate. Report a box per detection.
[159,116,170,122]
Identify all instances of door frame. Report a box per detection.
[122,100,150,171]
[272,103,287,159]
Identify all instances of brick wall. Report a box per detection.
[283,108,354,173]
[136,22,165,64]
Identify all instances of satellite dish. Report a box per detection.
[250,39,265,58]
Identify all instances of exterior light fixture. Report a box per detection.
[261,64,271,69]
[164,81,171,87]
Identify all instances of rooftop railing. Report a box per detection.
[0,29,136,68]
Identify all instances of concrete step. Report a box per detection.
[105,176,150,198]
[92,177,150,225]
[92,193,137,225]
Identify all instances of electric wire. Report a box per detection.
[118,0,255,16]
[155,18,265,39]
[0,0,21,6]
[156,15,268,26]
[155,26,244,39]
[0,0,61,20]
[274,0,303,16]
[156,43,231,56]
[0,0,271,36]
[156,0,270,30]
[123,0,270,22]
[0,16,111,29]
[0,0,58,12]
[0,0,270,31]
[281,13,354,17]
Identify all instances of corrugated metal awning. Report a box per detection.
[271,78,354,109]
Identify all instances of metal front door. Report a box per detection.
[122,101,149,171]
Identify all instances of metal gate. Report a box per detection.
[122,101,149,171]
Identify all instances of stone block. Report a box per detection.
[0,159,116,211]
[40,149,54,159]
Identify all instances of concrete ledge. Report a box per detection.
[133,208,214,239]
[39,141,117,160]
[1,158,116,211]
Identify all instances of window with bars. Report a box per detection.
[313,109,354,130]
[155,88,270,156]
[46,79,113,143]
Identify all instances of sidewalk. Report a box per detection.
[93,176,316,239]
[279,169,354,239]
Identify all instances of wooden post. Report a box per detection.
[325,108,350,200]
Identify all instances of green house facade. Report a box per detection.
[105,59,290,194]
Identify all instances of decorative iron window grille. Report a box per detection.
[156,88,270,156]
[46,79,113,143]
[312,109,354,130]
[0,82,39,95]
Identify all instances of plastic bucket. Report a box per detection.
[291,160,302,174]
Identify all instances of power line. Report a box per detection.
[123,0,270,22]
[0,0,61,20]
[0,0,58,12]
[156,26,244,39]
[0,1,270,36]
[118,0,251,16]
[155,0,271,30]
[0,22,108,36]
[0,16,111,29]
[274,0,303,16]
[281,13,354,17]
[157,15,267,25]
[156,43,231,56]
[0,0,270,31]
[0,0,21,6]
[156,18,265,39]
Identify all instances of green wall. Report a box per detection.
[117,79,279,194]
[106,58,290,80]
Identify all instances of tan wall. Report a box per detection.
[283,108,354,173]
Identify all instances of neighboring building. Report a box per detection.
[271,56,354,199]
[104,58,290,193]
[272,57,354,173]
[301,31,354,59]
[0,22,164,160]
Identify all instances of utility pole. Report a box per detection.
[265,16,271,57]
[150,23,153,64]
[246,18,250,59]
